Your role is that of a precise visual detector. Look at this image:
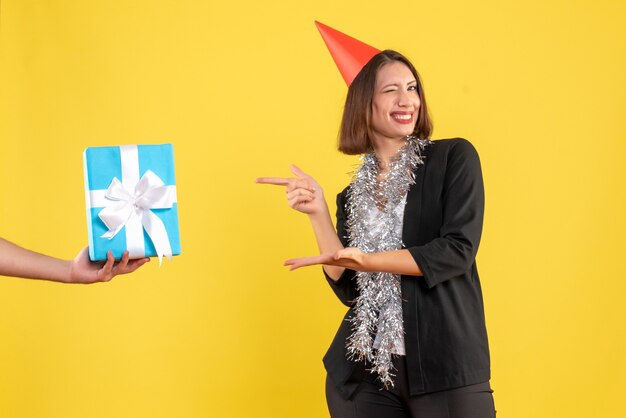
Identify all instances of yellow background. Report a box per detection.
[1,0,625,417]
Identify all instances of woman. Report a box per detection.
[258,49,495,418]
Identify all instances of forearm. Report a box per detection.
[308,204,345,280]
[0,238,71,282]
[362,249,423,276]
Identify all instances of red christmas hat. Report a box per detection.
[315,21,381,86]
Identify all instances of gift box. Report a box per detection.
[83,144,181,262]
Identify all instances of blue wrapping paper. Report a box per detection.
[83,144,181,261]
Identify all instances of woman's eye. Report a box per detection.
[408,85,417,91]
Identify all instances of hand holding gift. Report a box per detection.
[0,238,148,283]
[69,247,149,283]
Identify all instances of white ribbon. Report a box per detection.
[95,145,176,264]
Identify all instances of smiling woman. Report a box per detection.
[339,50,432,156]
[257,23,495,418]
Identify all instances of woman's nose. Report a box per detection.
[397,91,412,107]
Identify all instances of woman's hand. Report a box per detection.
[285,248,423,276]
[256,165,327,216]
[67,247,150,284]
[284,247,369,272]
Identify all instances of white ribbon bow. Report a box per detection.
[98,170,175,264]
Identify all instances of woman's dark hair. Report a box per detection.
[338,50,432,155]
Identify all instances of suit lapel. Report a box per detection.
[402,159,427,248]
[400,145,430,394]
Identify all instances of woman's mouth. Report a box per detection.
[390,112,413,124]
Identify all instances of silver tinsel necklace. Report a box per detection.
[345,135,431,387]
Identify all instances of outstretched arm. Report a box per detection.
[285,247,423,276]
[0,238,149,283]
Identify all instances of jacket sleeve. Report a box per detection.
[323,191,358,307]
[408,139,485,288]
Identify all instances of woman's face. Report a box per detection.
[370,61,420,143]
